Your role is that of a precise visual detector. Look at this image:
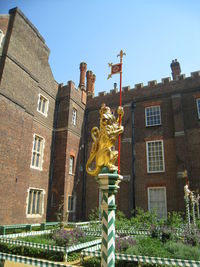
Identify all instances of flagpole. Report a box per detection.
[117,50,125,174]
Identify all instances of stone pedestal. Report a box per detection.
[97,169,123,267]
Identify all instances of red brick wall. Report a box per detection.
[0,8,58,224]
[0,15,9,34]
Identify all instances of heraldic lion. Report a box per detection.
[86,104,124,176]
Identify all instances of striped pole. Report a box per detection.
[190,193,196,227]
[97,169,122,267]
[197,195,200,219]
[184,193,191,229]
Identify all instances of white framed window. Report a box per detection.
[72,108,77,126]
[146,140,165,173]
[37,94,49,116]
[196,98,200,119]
[67,195,76,212]
[26,188,44,217]
[145,106,161,126]
[31,134,45,170]
[148,187,167,219]
[69,155,74,174]
[0,29,5,48]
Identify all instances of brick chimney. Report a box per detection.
[79,62,87,89]
[170,59,181,80]
[86,70,95,96]
[91,74,96,96]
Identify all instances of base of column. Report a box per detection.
[97,168,123,267]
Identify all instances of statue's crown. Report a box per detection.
[99,104,111,116]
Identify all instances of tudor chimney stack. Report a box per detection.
[170,59,181,80]
[86,70,96,96]
[79,62,87,89]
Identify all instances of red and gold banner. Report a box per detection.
[111,63,122,74]
[108,63,122,79]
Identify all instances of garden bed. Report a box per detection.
[81,237,200,266]
[0,228,101,262]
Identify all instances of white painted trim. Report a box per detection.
[147,186,167,218]
[146,140,165,173]
[30,134,45,171]
[37,93,49,117]
[145,105,161,127]
[196,98,200,119]
[26,187,45,218]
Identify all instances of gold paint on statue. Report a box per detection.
[86,104,124,176]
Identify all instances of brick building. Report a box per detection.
[0,8,200,224]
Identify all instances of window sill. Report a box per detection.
[147,170,165,174]
[26,214,43,218]
[37,110,48,117]
[30,166,43,171]
[145,124,161,127]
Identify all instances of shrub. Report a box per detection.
[164,241,200,260]
[88,207,101,221]
[116,237,137,253]
[130,208,159,229]
[81,257,101,267]
[183,226,200,246]
[166,211,184,228]
[116,210,131,229]
[196,219,200,229]
[81,257,137,267]
[0,243,64,261]
[150,224,160,239]
[18,234,56,245]
[160,225,172,243]
[126,236,171,258]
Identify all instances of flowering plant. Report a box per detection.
[52,228,87,246]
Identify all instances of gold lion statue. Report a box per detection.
[86,104,124,176]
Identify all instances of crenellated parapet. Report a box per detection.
[90,70,200,102]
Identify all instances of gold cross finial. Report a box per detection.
[117,50,126,62]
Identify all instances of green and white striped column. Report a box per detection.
[197,195,200,219]
[184,194,191,229]
[190,193,196,227]
[97,168,122,267]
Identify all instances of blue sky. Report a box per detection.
[1,0,200,95]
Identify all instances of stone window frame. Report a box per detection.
[196,98,200,119]
[146,140,165,173]
[72,107,77,126]
[37,93,49,117]
[26,187,45,218]
[148,186,167,219]
[145,105,161,127]
[69,155,75,175]
[30,134,45,171]
[67,195,76,213]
